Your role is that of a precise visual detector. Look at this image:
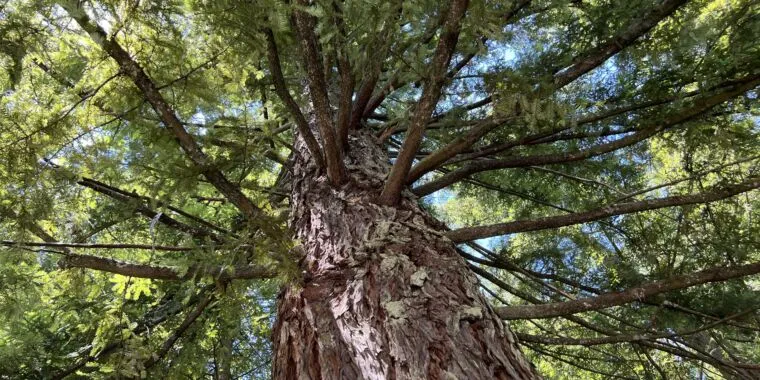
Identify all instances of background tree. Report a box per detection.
[1,0,759,378]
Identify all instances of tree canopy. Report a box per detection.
[1,0,759,378]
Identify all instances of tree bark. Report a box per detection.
[271,130,540,379]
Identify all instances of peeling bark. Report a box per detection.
[272,130,540,379]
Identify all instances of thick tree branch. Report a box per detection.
[553,0,688,88]
[378,0,470,205]
[496,258,760,320]
[482,262,760,377]
[415,76,760,195]
[406,117,507,183]
[446,176,758,242]
[292,1,345,185]
[58,1,265,222]
[331,0,355,149]
[405,0,688,180]
[263,28,325,170]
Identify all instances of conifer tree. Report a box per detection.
[1,0,759,378]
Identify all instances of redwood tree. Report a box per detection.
[1,0,759,378]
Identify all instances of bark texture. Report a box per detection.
[272,130,540,379]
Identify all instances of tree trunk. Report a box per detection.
[272,129,540,379]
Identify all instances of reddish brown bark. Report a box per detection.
[272,130,540,379]
[378,0,470,205]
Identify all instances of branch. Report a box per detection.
[52,286,214,379]
[523,344,638,380]
[359,5,443,121]
[466,240,760,333]
[56,252,275,281]
[3,242,274,281]
[614,155,760,202]
[440,0,532,81]
[331,0,355,148]
[292,0,345,185]
[414,75,760,196]
[553,0,688,88]
[143,292,215,370]
[459,248,600,294]
[2,240,192,251]
[263,28,325,170]
[468,241,760,376]
[429,76,754,168]
[378,0,470,205]
[429,95,493,123]
[406,116,507,183]
[446,176,759,242]
[77,177,225,240]
[516,309,756,346]
[496,258,760,320]
[405,0,688,179]
[58,1,265,222]
[369,0,531,120]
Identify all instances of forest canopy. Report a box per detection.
[0,0,759,378]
